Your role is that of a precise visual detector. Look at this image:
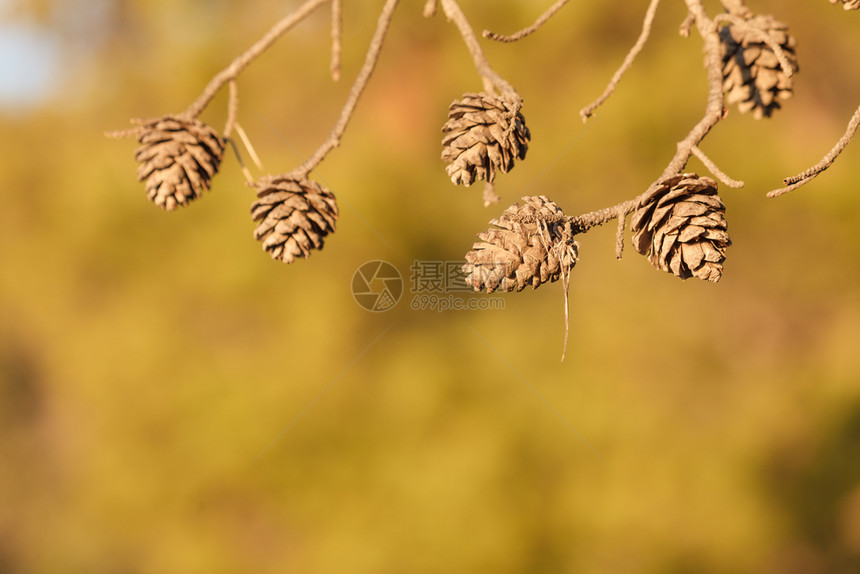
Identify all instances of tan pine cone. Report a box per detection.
[134,115,224,210]
[463,196,578,293]
[631,174,731,283]
[251,175,338,264]
[441,92,530,186]
[720,14,798,119]
[830,0,860,10]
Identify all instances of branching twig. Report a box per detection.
[580,0,662,122]
[659,0,725,180]
[692,145,744,188]
[679,11,695,37]
[330,0,343,81]
[294,0,401,177]
[768,103,860,198]
[184,0,329,119]
[566,0,728,240]
[439,0,519,102]
[482,0,571,43]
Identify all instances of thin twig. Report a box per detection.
[483,0,571,43]
[235,123,264,171]
[580,0,662,122]
[227,138,256,184]
[330,0,343,81]
[224,80,239,138]
[568,0,727,234]
[659,0,725,179]
[184,0,329,119]
[615,215,626,259]
[567,200,638,235]
[423,0,437,18]
[691,145,744,188]
[560,254,571,362]
[294,0,401,177]
[768,103,860,198]
[679,11,695,37]
[439,0,519,101]
[105,127,141,139]
[714,13,795,79]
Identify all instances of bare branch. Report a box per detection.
[224,80,239,138]
[568,0,728,235]
[184,0,329,119]
[679,12,694,37]
[568,200,638,235]
[768,103,860,198]
[483,0,571,43]
[659,0,725,179]
[423,0,438,18]
[580,0,662,122]
[691,145,744,188]
[294,0,401,177]
[439,0,519,101]
[330,0,343,81]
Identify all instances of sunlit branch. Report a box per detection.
[293,0,401,177]
[482,0,571,43]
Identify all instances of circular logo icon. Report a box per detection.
[352,260,403,312]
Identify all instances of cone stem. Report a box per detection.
[439,0,520,102]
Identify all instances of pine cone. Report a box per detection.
[134,115,224,210]
[251,175,338,264]
[720,14,798,119]
[441,92,530,186]
[463,196,578,293]
[631,174,731,283]
[830,0,860,10]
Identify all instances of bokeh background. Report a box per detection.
[2,1,860,572]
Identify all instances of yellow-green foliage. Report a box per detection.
[1,2,860,573]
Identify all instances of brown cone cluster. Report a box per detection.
[251,175,338,264]
[720,14,798,119]
[830,0,860,9]
[631,174,731,283]
[441,92,530,186]
[463,196,578,293]
[134,115,224,210]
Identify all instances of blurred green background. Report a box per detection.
[2,1,860,572]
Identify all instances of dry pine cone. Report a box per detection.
[135,115,224,210]
[441,92,530,186]
[631,174,731,283]
[830,0,860,10]
[720,14,798,119]
[251,175,338,264]
[463,196,578,293]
